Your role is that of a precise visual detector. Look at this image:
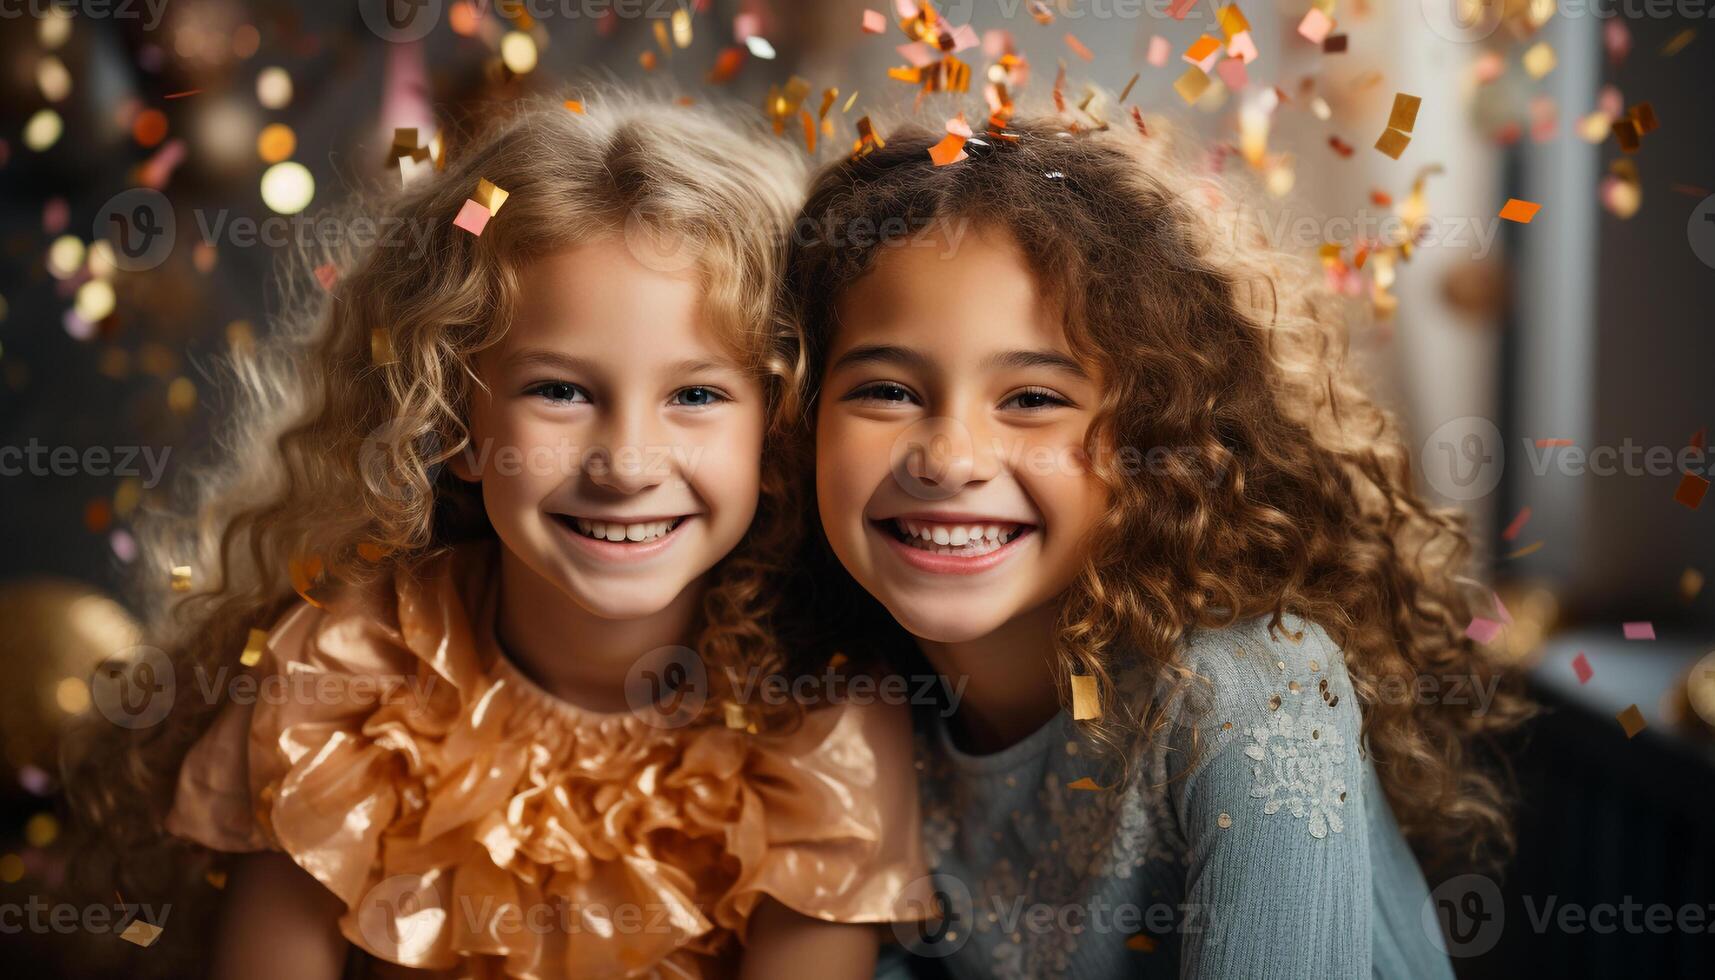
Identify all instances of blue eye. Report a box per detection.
[672,386,729,408]
[527,381,588,404]
[847,382,918,405]
[1002,387,1070,411]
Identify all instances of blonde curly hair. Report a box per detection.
[64,90,809,965]
[783,106,1531,874]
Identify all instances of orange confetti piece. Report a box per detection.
[563,99,584,114]
[1374,128,1410,159]
[1064,33,1094,61]
[707,47,745,84]
[1502,506,1532,542]
[1184,34,1222,71]
[1066,776,1103,791]
[1505,540,1545,560]
[1675,473,1710,509]
[1499,198,1541,223]
[1535,437,1573,447]
[1616,704,1646,738]
[1126,934,1158,952]
[289,555,327,609]
[928,132,968,166]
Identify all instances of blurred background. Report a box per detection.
[0,0,1710,976]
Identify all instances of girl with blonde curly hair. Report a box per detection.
[68,93,928,979]
[787,107,1529,979]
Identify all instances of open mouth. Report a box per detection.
[555,515,688,544]
[876,517,1034,558]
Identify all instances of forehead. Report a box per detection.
[499,239,726,357]
[831,225,1068,358]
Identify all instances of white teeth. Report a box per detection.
[570,517,678,543]
[890,519,1024,556]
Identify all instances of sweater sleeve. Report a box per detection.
[1167,615,1371,980]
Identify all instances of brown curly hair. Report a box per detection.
[62,90,810,969]
[782,109,1531,873]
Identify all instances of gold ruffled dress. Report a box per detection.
[166,545,928,978]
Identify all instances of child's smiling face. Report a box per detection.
[458,239,765,621]
[815,226,1108,644]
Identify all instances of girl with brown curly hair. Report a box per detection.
[69,93,929,979]
[786,107,1528,979]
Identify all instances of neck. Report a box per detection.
[493,548,705,713]
[917,601,1064,755]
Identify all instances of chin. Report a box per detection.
[880,594,1016,645]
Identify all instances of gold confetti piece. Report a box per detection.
[119,919,163,948]
[1173,66,1211,105]
[843,90,859,113]
[1066,776,1103,791]
[671,8,691,48]
[652,19,671,55]
[1681,568,1705,602]
[371,327,398,365]
[851,115,885,159]
[563,99,584,114]
[817,88,838,120]
[928,132,968,166]
[205,869,227,889]
[1499,198,1541,223]
[1387,93,1422,133]
[473,178,509,215]
[827,651,848,670]
[723,701,748,730]
[1217,4,1249,38]
[239,628,268,667]
[1523,42,1557,79]
[1070,674,1101,720]
[1374,128,1410,159]
[1616,703,1646,738]
[171,565,193,592]
[1504,540,1545,559]
[1661,28,1695,56]
[1117,72,1139,103]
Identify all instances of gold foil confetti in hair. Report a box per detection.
[288,555,328,609]
[240,628,267,667]
[356,541,390,562]
[371,327,398,365]
[473,178,509,215]
[851,115,885,159]
[170,565,193,592]
[1070,674,1101,720]
[723,701,748,730]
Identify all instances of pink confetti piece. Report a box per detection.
[18,764,53,795]
[897,41,938,68]
[1147,35,1170,67]
[1622,621,1655,640]
[1297,8,1334,45]
[1227,30,1259,64]
[1502,506,1532,542]
[314,263,339,291]
[983,29,1013,57]
[734,12,761,40]
[1465,617,1503,644]
[1572,652,1593,684]
[946,113,973,138]
[1493,592,1513,625]
[1216,57,1248,89]
[861,9,887,34]
[110,528,137,563]
[453,198,491,236]
[894,0,917,17]
[950,24,979,52]
[1167,0,1197,19]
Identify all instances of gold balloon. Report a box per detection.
[0,579,140,780]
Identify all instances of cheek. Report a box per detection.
[815,410,884,523]
[692,407,766,525]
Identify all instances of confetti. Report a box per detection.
[1660,28,1695,56]
[1535,437,1572,447]
[314,263,338,292]
[1374,128,1410,160]
[1228,30,1258,64]
[1184,35,1222,72]
[1066,776,1102,791]
[399,153,434,187]
[119,919,163,948]
[1465,617,1503,644]
[1502,506,1532,541]
[851,116,885,159]
[1681,568,1704,602]
[723,701,749,730]
[1167,0,1196,19]
[1328,135,1354,158]
[862,9,887,34]
[1572,652,1593,684]
[1297,8,1334,45]
[928,132,968,166]
[1147,35,1170,67]
[1070,674,1101,720]
[670,7,691,48]
[1323,34,1348,54]
[1499,198,1541,223]
[1117,72,1140,102]
[1388,93,1422,133]
[171,565,193,592]
[707,48,745,84]
[1622,621,1655,640]
[1523,42,1557,79]
[473,178,509,215]
[1127,934,1159,952]
[1216,5,1249,37]
[1675,473,1709,509]
[1216,57,1248,90]
[1505,540,1544,560]
[289,556,327,608]
[1615,704,1646,738]
[563,99,584,114]
[1173,66,1211,105]
[240,628,267,667]
[1065,33,1094,61]
[371,327,398,366]
[453,198,491,236]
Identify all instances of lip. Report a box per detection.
[550,513,694,563]
[870,517,1036,576]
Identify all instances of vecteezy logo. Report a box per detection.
[95,189,175,272]
[1423,873,1503,958]
[890,870,974,958]
[1419,0,1503,44]
[624,645,709,729]
[1688,195,1715,270]
[358,416,443,503]
[357,872,445,962]
[1421,415,1503,502]
[890,416,975,502]
[358,0,442,43]
[622,205,704,274]
[90,645,175,729]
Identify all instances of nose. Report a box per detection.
[891,408,1000,501]
[586,404,670,495]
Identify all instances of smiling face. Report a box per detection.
[458,239,765,621]
[815,226,1108,645]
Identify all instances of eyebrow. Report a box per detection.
[828,343,1089,378]
[501,348,738,376]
